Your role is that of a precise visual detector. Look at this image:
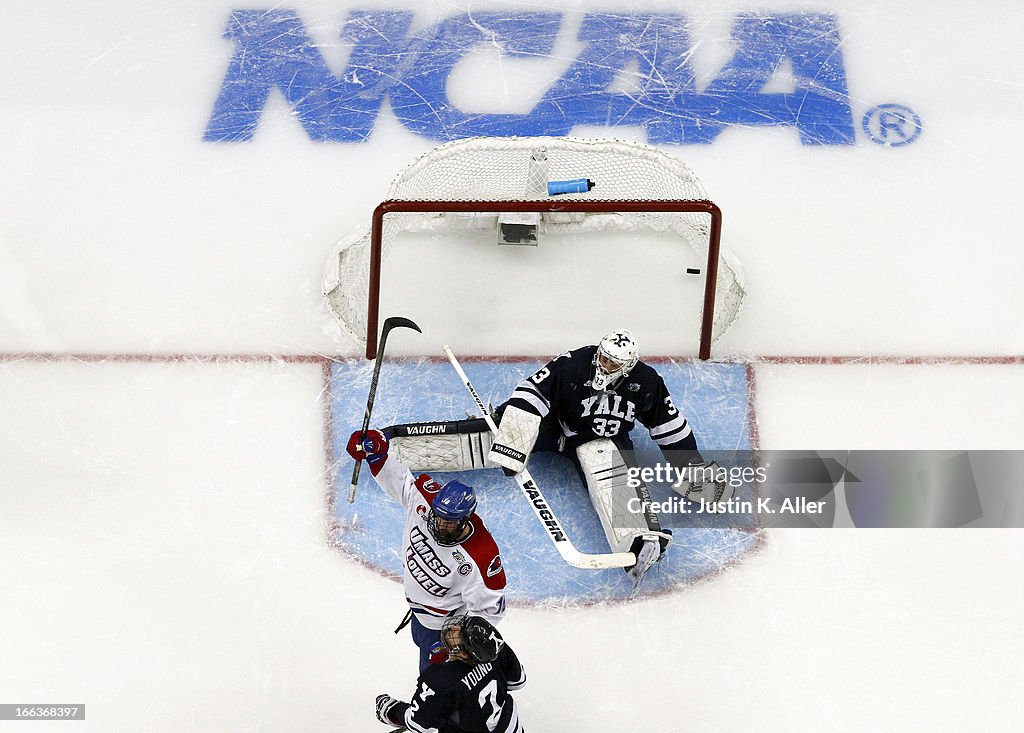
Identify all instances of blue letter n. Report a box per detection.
[204,9,413,142]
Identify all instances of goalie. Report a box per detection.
[386,330,725,587]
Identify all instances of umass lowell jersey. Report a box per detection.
[506,345,696,454]
[371,456,507,631]
[401,644,526,733]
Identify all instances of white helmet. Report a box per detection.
[592,329,639,391]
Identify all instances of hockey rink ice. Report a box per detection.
[2,1,1024,731]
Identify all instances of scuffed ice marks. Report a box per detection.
[205,9,858,145]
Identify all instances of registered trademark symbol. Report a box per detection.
[862,103,922,146]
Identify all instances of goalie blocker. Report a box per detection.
[383,405,541,476]
[384,417,496,472]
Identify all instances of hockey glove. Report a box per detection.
[346,429,389,473]
[374,694,403,726]
[487,405,541,475]
[676,461,731,504]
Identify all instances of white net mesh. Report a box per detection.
[324,136,745,354]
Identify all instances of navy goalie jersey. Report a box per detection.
[504,345,696,454]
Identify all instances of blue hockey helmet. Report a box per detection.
[427,480,477,543]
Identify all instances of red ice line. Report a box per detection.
[1,351,1021,365]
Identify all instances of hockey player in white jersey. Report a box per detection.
[347,429,507,672]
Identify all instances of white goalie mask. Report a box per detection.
[592,329,639,391]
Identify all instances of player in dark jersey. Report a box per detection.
[493,329,700,458]
[487,329,723,585]
[374,615,526,733]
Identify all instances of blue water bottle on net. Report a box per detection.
[547,178,595,196]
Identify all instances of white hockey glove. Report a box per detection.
[487,405,541,475]
[375,694,401,726]
[676,461,731,504]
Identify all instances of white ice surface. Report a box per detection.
[2,1,1024,731]
[3,361,1022,732]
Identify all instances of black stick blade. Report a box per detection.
[380,316,422,335]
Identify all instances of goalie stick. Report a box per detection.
[443,345,636,570]
[348,316,422,503]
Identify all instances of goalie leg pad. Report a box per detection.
[575,439,673,555]
[487,405,542,475]
[383,418,493,472]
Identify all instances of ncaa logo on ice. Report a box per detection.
[205,9,922,147]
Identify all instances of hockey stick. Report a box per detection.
[348,316,422,503]
[442,345,635,570]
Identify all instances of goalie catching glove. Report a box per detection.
[675,461,732,505]
[346,429,389,474]
[486,405,542,475]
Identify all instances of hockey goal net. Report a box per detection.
[324,136,745,359]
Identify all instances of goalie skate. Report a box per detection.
[627,534,666,589]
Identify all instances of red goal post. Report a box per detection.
[364,198,723,360]
[324,136,745,360]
